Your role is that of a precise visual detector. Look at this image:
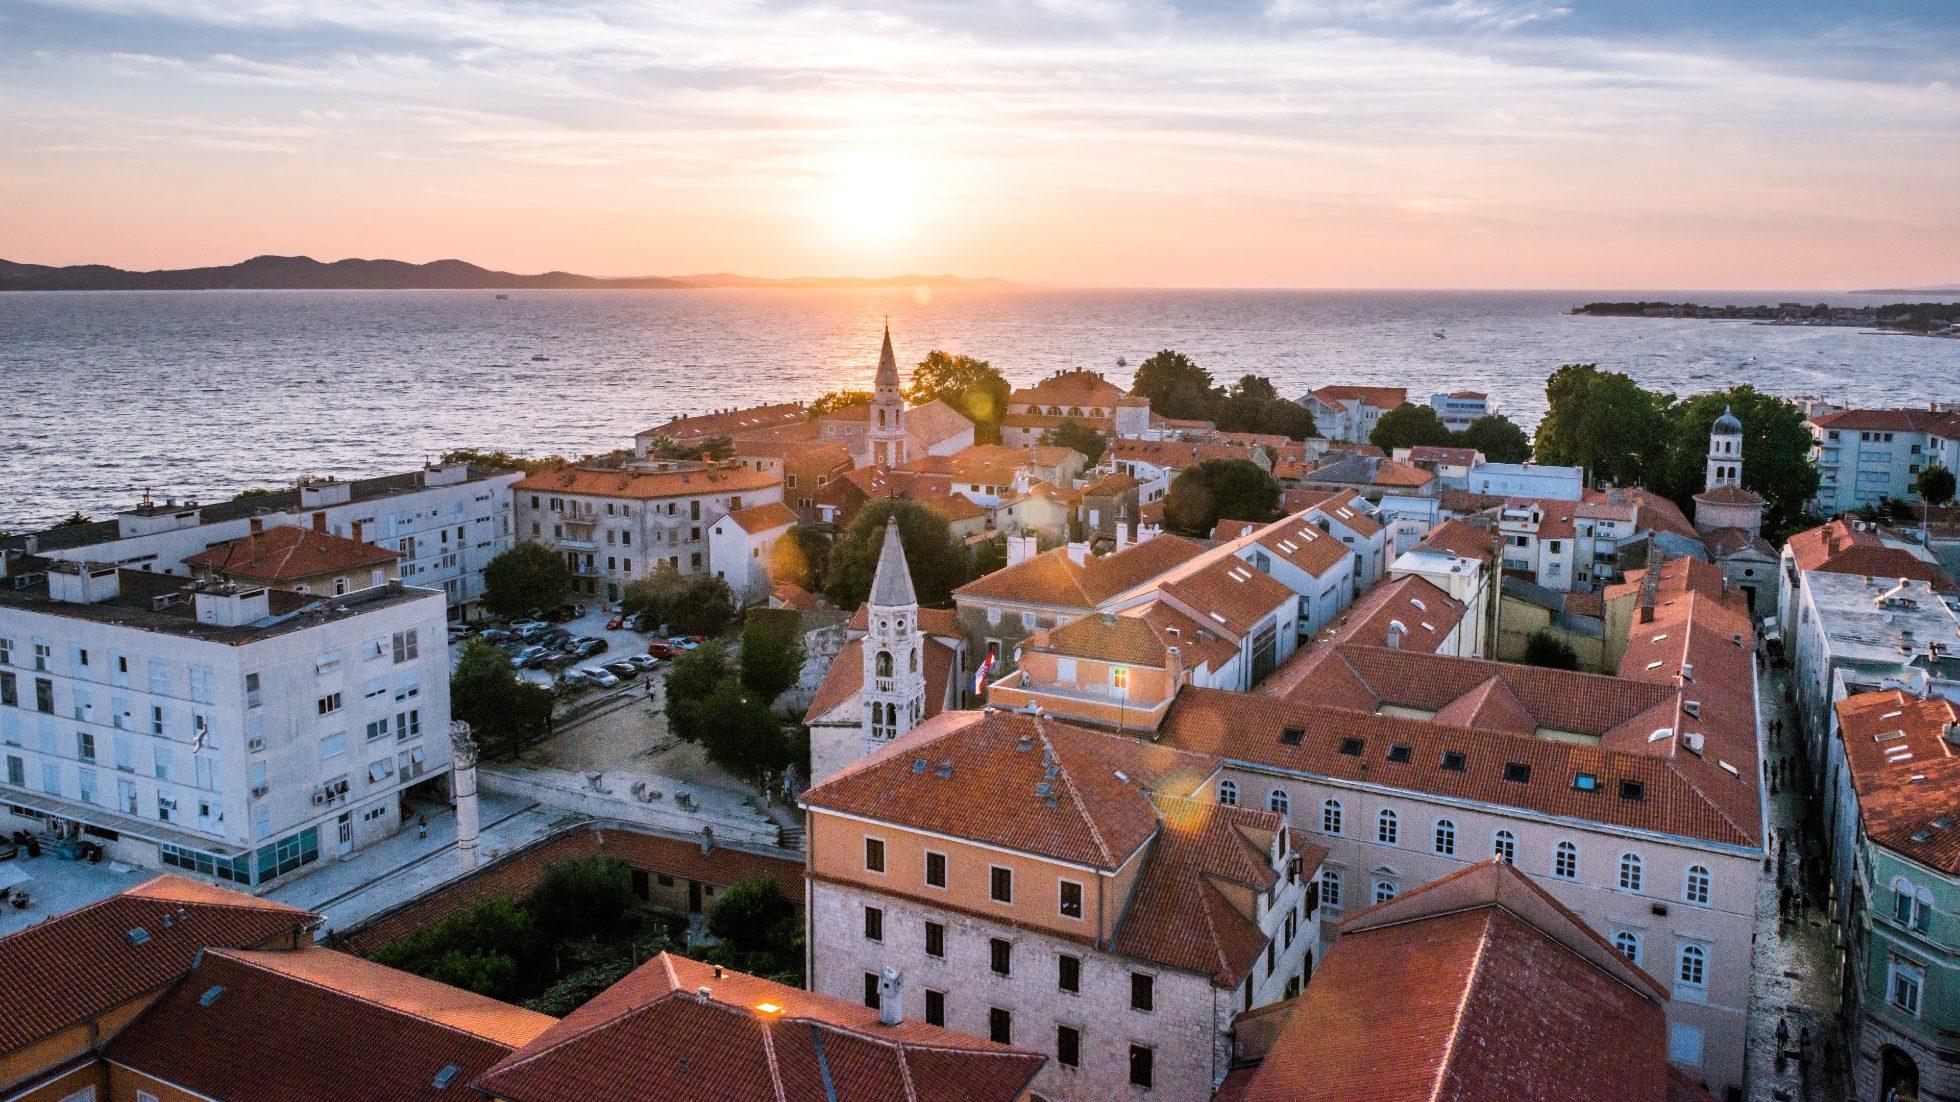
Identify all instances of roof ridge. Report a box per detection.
[1427,909,1496,1102]
[482,982,692,1076]
[761,1012,786,1102]
[1041,719,1117,867]
[207,949,516,1047]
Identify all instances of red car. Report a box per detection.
[606,616,625,630]
[646,640,678,659]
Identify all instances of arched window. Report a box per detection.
[1433,819,1456,857]
[1218,779,1238,807]
[1493,830,1516,864]
[1373,879,1397,905]
[1068,407,1083,418]
[1321,799,1343,835]
[908,648,918,672]
[1619,852,1644,893]
[1678,944,1706,989]
[877,408,886,428]
[876,651,893,678]
[1613,930,1641,964]
[1684,865,1711,907]
[1319,871,1342,907]
[1553,841,1578,880]
[1269,789,1290,817]
[1893,877,1934,932]
[1377,809,1399,845]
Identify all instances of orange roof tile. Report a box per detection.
[803,636,958,725]
[517,464,781,501]
[224,947,555,1047]
[182,524,397,582]
[1786,518,1956,591]
[644,402,809,442]
[720,501,799,534]
[1308,385,1406,411]
[1010,369,1125,408]
[1835,691,1960,873]
[953,535,1209,609]
[1158,555,1299,638]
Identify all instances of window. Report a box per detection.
[1377,808,1398,844]
[924,989,945,1027]
[1613,930,1641,964]
[989,1007,1012,1045]
[1268,789,1290,817]
[368,757,395,784]
[925,850,947,888]
[1677,944,1706,991]
[319,734,348,761]
[1320,870,1342,907]
[1060,879,1084,919]
[1131,972,1155,1012]
[990,937,1012,976]
[1440,750,1466,772]
[1684,865,1712,906]
[366,719,390,742]
[1321,798,1343,835]
[0,672,12,708]
[1129,1044,1153,1088]
[864,972,881,1009]
[1386,743,1412,763]
[1337,737,1363,756]
[1058,953,1081,994]
[925,920,945,958]
[864,836,886,873]
[1493,830,1515,863]
[1553,841,1578,880]
[1668,1024,1704,1066]
[989,865,1013,903]
[1111,666,1129,692]
[35,679,53,714]
[1374,879,1397,904]
[1433,818,1456,856]
[1218,779,1238,806]
[1893,878,1934,932]
[76,731,95,762]
[1889,958,1925,1017]
[1502,762,1531,784]
[1618,852,1644,893]
[1057,1024,1081,1068]
[863,906,883,942]
[317,693,342,716]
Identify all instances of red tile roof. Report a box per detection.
[645,402,809,442]
[1810,407,1954,433]
[1406,445,1479,465]
[225,947,555,1047]
[803,635,958,724]
[1309,385,1406,411]
[104,949,528,1102]
[1414,518,1497,563]
[1834,690,1960,874]
[1693,484,1766,507]
[476,953,1045,1102]
[1010,369,1125,408]
[1785,519,1956,591]
[721,501,799,534]
[953,535,1209,609]
[1158,555,1299,639]
[517,464,781,500]
[1263,576,1465,698]
[0,875,316,1056]
[182,524,397,582]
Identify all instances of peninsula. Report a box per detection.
[1572,299,1958,335]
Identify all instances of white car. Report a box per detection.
[625,654,659,672]
[510,619,550,638]
[579,666,619,688]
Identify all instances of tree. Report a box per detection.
[451,639,556,759]
[1521,630,1580,671]
[1459,414,1531,464]
[1533,364,1674,490]
[705,875,802,983]
[1038,418,1108,466]
[1916,462,1956,508]
[1240,395,1317,441]
[1368,403,1455,452]
[620,565,736,637]
[807,390,872,419]
[767,525,832,592]
[372,895,541,1000]
[824,499,969,609]
[664,642,734,743]
[699,678,790,780]
[439,448,556,474]
[739,608,806,703]
[970,532,1008,578]
[642,433,733,461]
[1660,386,1819,539]
[907,351,1011,445]
[525,856,644,944]
[482,542,574,619]
[1163,458,1281,537]
[53,512,93,529]
[1130,350,1219,421]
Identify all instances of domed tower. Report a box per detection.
[860,517,924,757]
[1694,405,1765,537]
[1706,405,1744,490]
[868,319,908,467]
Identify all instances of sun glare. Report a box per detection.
[825,156,923,247]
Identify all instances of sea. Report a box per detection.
[2,287,1956,531]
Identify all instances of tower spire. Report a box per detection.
[869,516,917,608]
[868,316,907,466]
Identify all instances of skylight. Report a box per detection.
[1572,772,1600,793]
[1337,737,1362,755]
[1502,763,1531,784]
[199,985,225,1006]
[1387,744,1412,763]
[433,1066,461,1090]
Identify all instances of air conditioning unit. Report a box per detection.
[250,784,269,800]
[312,792,326,806]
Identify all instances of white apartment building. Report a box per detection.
[1786,570,1960,766]
[1463,461,1584,501]
[1428,390,1491,432]
[1807,407,1960,514]
[513,462,784,602]
[4,462,519,622]
[0,555,453,888]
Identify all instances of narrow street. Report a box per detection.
[1747,662,1852,1102]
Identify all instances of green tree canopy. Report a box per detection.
[1163,458,1282,537]
[664,642,734,743]
[451,638,556,760]
[526,856,645,944]
[643,433,733,461]
[739,608,806,703]
[807,390,872,419]
[699,678,790,780]
[766,525,832,593]
[824,498,970,609]
[440,448,557,473]
[1533,363,1675,489]
[1214,375,1319,440]
[1038,418,1108,466]
[1660,386,1819,539]
[482,541,574,619]
[1521,630,1580,671]
[1368,403,1456,452]
[907,351,1011,445]
[1459,414,1531,464]
[705,875,802,983]
[620,565,736,637]
[1916,462,1956,508]
[1130,350,1219,421]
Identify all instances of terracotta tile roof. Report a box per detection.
[1623,487,1698,539]
[1702,526,1775,559]
[1216,432,1291,449]
[1158,555,1299,638]
[104,949,526,1102]
[1010,369,1125,408]
[476,954,1044,1102]
[1308,385,1406,411]
[803,636,958,724]
[1242,860,1670,1102]
[1001,411,1108,432]
[1306,455,1435,490]
[1110,439,1260,470]
[181,524,397,582]
[1834,690,1960,873]
[0,875,316,1056]
[721,501,799,534]
[1785,519,1956,591]
[1431,675,1539,735]
[643,402,809,442]
[771,583,830,612]
[1263,577,1466,698]
[224,947,554,1047]
[1415,518,1497,563]
[827,399,976,449]
[517,464,781,501]
[953,535,1209,609]
[803,710,1220,870]
[1279,488,1339,514]
[1439,488,1507,515]
[726,420,826,454]
[1245,515,1355,579]
[1030,612,1180,668]
[1080,470,1139,497]
[1693,484,1766,507]
[1406,445,1479,465]
[1308,489,1384,538]
[1810,407,1954,433]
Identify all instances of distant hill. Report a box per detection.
[1851,283,1960,295]
[0,255,1014,292]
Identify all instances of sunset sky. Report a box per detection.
[2,0,1957,288]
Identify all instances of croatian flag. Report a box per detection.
[970,651,996,695]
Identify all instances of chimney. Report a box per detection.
[877,968,904,1026]
[1386,620,1404,649]
[699,825,715,855]
[351,519,365,544]
[249,516,264,536]
[1065,542,1088,566]
[696,986,712,1003]
[1006,534,1035,568]
[312,511,328,534]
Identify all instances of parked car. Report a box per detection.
[510,619,549,639]
[603,660,639,678]
[579,666,619,688]
[447,623,473,641]
[646,640,677,659]
[479,628,514,644]
[540,630,575,650]
[541,651,578,670]
[625,654,660,672]
[513,645,551,669]
[622,612,648,632]
[570,637,608,658]
[667,636,704,651]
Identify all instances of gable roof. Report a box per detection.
[516,464,781,501]
[1011,369,1125,408]
[0,875,317,1056]
[1308,385,1406,411]
[720,501,799,534]
[1157,555,1299,639]
[1415,518,1496,563]
[1810,407,1954,433]
[475,953,1044,1102]
[222,947,554,1047]
[1835,690,1960,873]
[952,535,1209,610]
[641,402,809,442]
[181,524,398,581]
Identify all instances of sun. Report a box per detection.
[824,157,923,248]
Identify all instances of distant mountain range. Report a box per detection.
[1851,283,1960,295]
[0,255,1014,292]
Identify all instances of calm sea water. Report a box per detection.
[2,287,1956,530]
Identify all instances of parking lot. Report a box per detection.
[450,603,700,691]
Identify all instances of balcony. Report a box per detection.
[557,537,599,552]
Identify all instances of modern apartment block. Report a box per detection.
[2,461,521,621]
[0,553,454,887]
[1807,407,1960,514]
[513,461,783,601]
[1427,390,1491,432]
[801,709,1324,1102]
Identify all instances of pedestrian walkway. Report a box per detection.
[1746,663,1850,1102]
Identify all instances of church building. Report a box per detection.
[1694,406,1777,612]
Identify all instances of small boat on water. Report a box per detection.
[495,294,509,300]
[1433,329,1447,340]
[531,353,551,362]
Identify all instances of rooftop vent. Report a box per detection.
[433,1066,461,1090]
[198,985,225,1006]
[126,927,151,946]
[911,758,928,774]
